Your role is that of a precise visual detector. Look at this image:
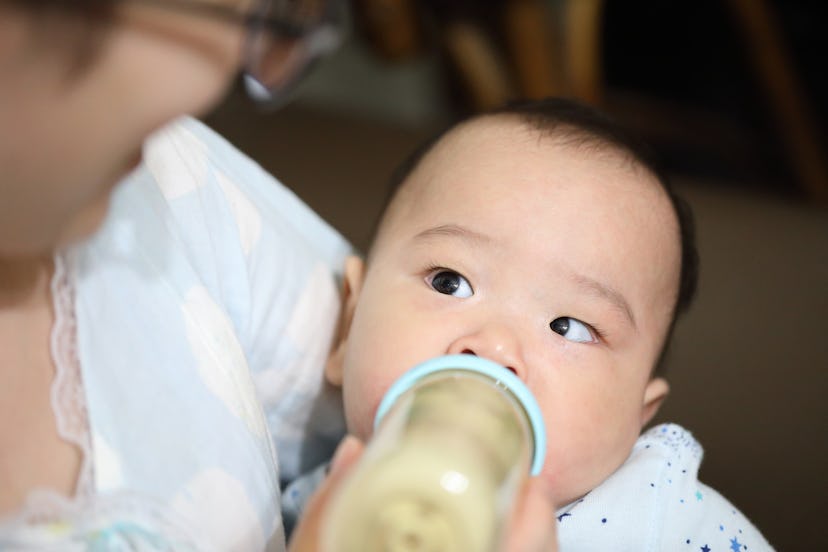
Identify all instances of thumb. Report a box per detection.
[503,476,558,552]
[288,435,364,552]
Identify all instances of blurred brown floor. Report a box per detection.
[206,85,827,551]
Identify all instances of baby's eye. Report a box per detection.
[549,317,597,343]
[428,270,473,298]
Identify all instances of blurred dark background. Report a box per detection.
[601,0,826,197]
[206,1,827,549]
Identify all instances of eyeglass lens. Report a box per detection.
[244,0,344,106]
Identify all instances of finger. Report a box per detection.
[503,477,558,552]
[288,435,364,552]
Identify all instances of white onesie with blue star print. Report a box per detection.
[556,423,773,551]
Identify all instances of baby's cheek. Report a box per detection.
[341,380,370,441]
[540,444,603,506]
[540,413,638,505]
[344,371,394,441]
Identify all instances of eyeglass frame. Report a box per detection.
[122,0,345,107]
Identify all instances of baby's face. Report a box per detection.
[327,117,681,506]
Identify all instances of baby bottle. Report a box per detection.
[323,354,546,552]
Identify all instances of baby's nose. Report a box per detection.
[446,327,524,379]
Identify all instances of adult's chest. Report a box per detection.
[68,225,282,550]
[0,284,82,517]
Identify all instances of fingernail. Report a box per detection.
[329,435,359,475]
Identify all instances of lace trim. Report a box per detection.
[0,253,93,530]
[49,252,94,501]
[0,254,210,549]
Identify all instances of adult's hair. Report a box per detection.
[375,97,699,377]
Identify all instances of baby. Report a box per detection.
[311,98,772,550]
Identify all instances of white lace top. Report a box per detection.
[0,117,351,551]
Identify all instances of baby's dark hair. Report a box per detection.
[376,98,699,378]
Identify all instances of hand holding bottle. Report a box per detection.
[309,355,555,552]
[289,437,557,552]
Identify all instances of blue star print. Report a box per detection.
[548,424,770,551]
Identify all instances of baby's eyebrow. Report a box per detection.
[571,272,637,329]
[413,224,494,246]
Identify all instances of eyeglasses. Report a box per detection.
[130,0,345,108]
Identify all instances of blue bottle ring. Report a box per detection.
[373,354,546,476]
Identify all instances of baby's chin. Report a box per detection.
[541,467,606,510]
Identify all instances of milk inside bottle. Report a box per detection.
[323,354,546,552]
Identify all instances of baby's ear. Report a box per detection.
[640,377,670,427]
[325,255,365,387]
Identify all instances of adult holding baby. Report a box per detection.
[0,0,556,550]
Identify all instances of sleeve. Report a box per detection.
[141,117,353,483]
[555,424,775,551]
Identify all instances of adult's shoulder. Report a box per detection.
[135,117,352,480]
[140,116,350,264]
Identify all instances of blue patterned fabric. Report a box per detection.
[0,117,351,551]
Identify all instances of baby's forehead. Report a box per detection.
[411,116,662,200]
[386,116,676,239]
[388,116,678,256]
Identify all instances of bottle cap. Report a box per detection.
[374,354,547,476]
